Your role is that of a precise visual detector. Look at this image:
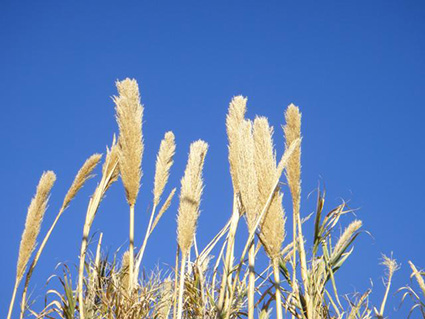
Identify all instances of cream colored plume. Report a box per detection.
[226,96,247,193]
[333,220,362,256]
[235,120,259,232]
[283,104,301,210]
[177,140,208,255]
[153,131,176,207]
[114,78,144,206]
[253,117,286,259]
[62,154,102,209]
[16,171,56,282]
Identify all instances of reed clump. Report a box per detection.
[6,78,421,319]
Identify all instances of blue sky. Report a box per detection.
[1,1,424,317]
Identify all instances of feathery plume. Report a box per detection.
[153,131,176,207]
[176,140,208,319]
[8,171,56,319]
[381,254,400,279]
[235,120,259,232]
[283,104,301,211]
[235,120,259,319]
[253,117,286,259]
[333,220,362,257]
[62,154,102,209]
[377,254,399,316]
[226,96,247,193]
[17,171,56,282]
[21,155,101,319]
[177,140,208,255]
[114,78,144,206]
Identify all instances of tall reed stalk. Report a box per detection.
[77,141,119,319]
[176,140,208,319]
[135,131,175,275]
[114,78,144,291]
[7,171,56,319]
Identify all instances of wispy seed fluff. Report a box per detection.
[236,120,260,232]
[381,254,400,278]
[226,96,247,193]
[153,131,176,207]
[16,171,56,282]
[333,220,362,256]
[177,140,208,255]
[283,104,301,210]
[114,78,144,206]
[253,117,286,259]
[62,154,102,209]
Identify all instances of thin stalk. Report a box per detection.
[248,242,256,319]
[218,194,240,312]
[176,252,187,319]
[129,204,135,291]
[78,222,90,319]
[273,258,283,319]
[20,207,65,319]
[296,213,310,317]
[379,271,393,316]
[173,246,180,319]
[135,203,157,279]
[225,173,284,319]
[292,206,297,288]
[7,281,19,319]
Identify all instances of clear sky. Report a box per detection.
[1,1,424,317]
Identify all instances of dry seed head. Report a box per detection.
[114,78,144,206]
[253,117,277,200]
[226,96,247,193]
[62,154,102,209]
[283,104,302,210]
[381,254,400,279]
[153,131,176,207]
[235,120,260,232]
[334,220,362,256]
[177,140,208,255]
[16,171,56,282]
[253,117,286,259]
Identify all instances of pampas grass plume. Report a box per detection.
[177,140,208,255]
[253,117,285,259]
[236,120,259,232]
[17,171,56,282]
[284,104,301,209]
[226,96,247,193]
[154,131,176,207]
[62,154,102,209]
[114,78,144,206]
